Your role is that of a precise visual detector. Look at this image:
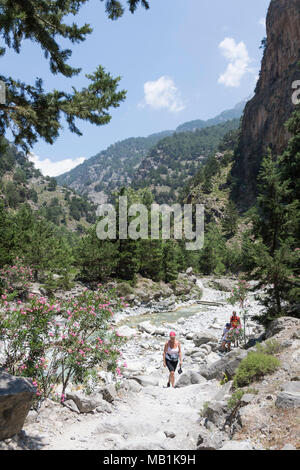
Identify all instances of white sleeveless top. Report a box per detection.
[166,342,179,360]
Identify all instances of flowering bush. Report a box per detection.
[227,327,244,344]
[0,285,128,403]
[227,279,250,308]
[0,258,33,299]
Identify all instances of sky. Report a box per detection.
[1,0,270,176]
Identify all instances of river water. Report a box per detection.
[117,303,209,328]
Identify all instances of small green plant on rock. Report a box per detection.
[227,389,244,409]
[227,387,258,409]
[256,338,282,355]
[199,401,210,417]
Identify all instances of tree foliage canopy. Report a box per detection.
[0,0,150,150]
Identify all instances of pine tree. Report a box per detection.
[198,222,227,275]
[162,240,178,282]
[75,226,119,282]
[0,0,150,150]
[222,200,239,237]
[249,151,299,325]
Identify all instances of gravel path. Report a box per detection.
[17,278,264,451]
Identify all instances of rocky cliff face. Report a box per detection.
[232,0,300,208]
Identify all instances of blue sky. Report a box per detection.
[1,0,270,176]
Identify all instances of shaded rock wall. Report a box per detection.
[232,0,300,208]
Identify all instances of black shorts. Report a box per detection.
[166,358,178,372]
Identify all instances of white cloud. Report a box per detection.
[218,37,252,87]
[141,76,185,112]
[259,17,266,28]
[28,153,85,177]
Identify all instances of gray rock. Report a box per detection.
[202,401,228,428]
[197,428,228,450]
[213,381,233,402]
[208,278,236,292]
[24,409,38,425]
[164,431,176,438]
[115,325,136,339]
[138,321,156,335]
[96,400,113,414]
[265,317,300,339]
[280,381,300,393]
[199,349,247,381]
[190,351,206,359]
[193,332,217,347]
[175,370,206,388]
[63,399,80,413]
[122,379,142,394]
[129,375,159,387]
[200,344,212,354]
[220,440,257,450]
[66,391,103,413]
[153,327,167,336]
[275,381,300,409]
[0,371,35,440]
[100,384,117,403]
[240,393,256,405]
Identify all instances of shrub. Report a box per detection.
[256,339,282,356]
[233,351,280,388]
[227,389,244,409]
[227,326,244,343]
[227,387,259,409]
[0,258,33,298]
[115,281,134,298]
[0,286,128,403]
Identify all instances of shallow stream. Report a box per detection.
[117,303,210,328]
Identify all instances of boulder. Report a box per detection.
[66,391,103,413]
[99,384,117,403]
[63,399,80,413]
[129,375,159,387]
[153,327,167,336]
[186,267,194,275]
[240,393,256,406]
[115,325,136,339]
[202,401,228,428]
[265,317,300,339]
[122,379,142,394]
[96,399,113,414]
[213,381,233,402]
[199,349,247,381]
[197,428,229,450]
[193,332,218,347]
[275,381,300,409]
[0,371,35,440]
[175,370,206,388]
[208,278,236,292]
[138,321,156,335]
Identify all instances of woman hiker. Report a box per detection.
[163,331,182,388]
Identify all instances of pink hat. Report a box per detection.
[170,331,176,337]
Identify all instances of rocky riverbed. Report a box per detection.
[1,276,299,451]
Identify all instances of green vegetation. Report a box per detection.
[57,132,173,197]
[227,388,258,410]
[233,351,280,388]
[133,119,241,205]
[0,285,127,403]
[242,107,300,326]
